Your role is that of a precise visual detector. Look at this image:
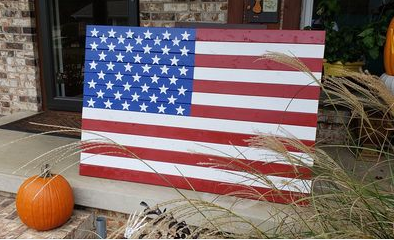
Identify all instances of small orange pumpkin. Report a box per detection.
[15,165,74,231]
[384,17,394,75]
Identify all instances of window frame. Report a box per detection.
[36,0,139,112]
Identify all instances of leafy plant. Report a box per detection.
[358,8,394,60]
[315,0,394,63]
[315,0,364,63]
[325,26,364,63]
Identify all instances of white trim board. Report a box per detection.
[300,0,314,29]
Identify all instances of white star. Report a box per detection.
[139,102,148,112]
[117,35,125,44]
[104,99,113,109]
[142,64,151,73]
[143,30,152,39]
[149,93,158,103]
[133,54,142,63]
[143,44,152,54]
[162,30,171,40]
[135,35,143,44]
[172,37,180,46]
[96,89,105,98]
[100,34,107,43]
[126,29,134,38]
[123,82,132,91]
[131,92,140,102]
[90,41,98,50]
[125,43,133,53]
[157,104,166,113]
[87,98,95,107]
[91,28,99,37]
[176,105,185,115]
[106,61,115,70]
[167,95,177,104]
[178,85,187,96]
[97,70,106,79]
[108,28,116,38]
[88,79,97,88]
[124,62,132,72]
[116,52,124,62]
[106,81,114,90]
[150,74,159,83]
[181,31,191,40]
[160,65,169,74]
[159,84,169,94]
[169,75,178,85]
[141,83,150,92]
[161,45,170,55]
[170,56,179,66]
[122,100,130,110]
[132,73,141,82]
[89,60,97,69]
[151,55,161,64]
[115,72,123,81]
[107,42,116,51]
[98,51,107,60]
[180,46,189,56]
[178,66,188,76]
[154,36,161,45]
[114,91,122,100]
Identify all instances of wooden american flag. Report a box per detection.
[80,25,325,204]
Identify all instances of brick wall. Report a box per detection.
[139,0,228,27]
[316,108,352,145]
[0,0,40,115]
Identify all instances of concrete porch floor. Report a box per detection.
[0,112,390,234]
[0,113,294,232]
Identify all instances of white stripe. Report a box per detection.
[194,67,321,86]
[192,93,318,113]
[195,41,325,58]
[82,108,317,141]
[81,153,311,193]
[81,131,313,165]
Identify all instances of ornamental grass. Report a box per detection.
[3,53,394,238]
[120,53,394,239]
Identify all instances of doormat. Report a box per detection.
[0,110,81,139]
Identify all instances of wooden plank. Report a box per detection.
[228,0,245,24]
[282,0,302,29]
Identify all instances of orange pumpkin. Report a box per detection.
[384,17,394,75]
[15,166,74,231]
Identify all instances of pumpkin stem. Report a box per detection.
[40,164,52,178]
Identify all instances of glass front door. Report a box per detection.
[37,0,139,111]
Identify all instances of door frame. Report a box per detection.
[300,0,314,29]
[36,0,139,112]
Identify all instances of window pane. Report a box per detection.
[49,0,128,98]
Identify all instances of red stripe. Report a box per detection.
[195,55,323,72]
[193,80,321,100]
[196,29,325,44]
[80,164,309,204]
[191,105,317,128]
[82,145,312,179]
[82,119,315,150]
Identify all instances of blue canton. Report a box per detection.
[83,25,196,116]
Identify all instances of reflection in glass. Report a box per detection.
[49,0,128,98]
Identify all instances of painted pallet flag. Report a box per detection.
[80,25,325,204]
